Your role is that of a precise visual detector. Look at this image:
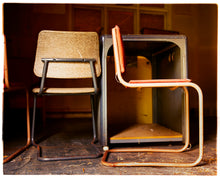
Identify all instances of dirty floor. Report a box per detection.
[3,117,217,175]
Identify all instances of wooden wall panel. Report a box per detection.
[3,4,166,116]
[107,10,134,34]
[140,13,164,30]
[140,4,165,8]
[73,8,102,33]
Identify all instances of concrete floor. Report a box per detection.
[3,117,217,175]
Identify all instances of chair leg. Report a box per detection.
[3,88,31,164]
[101,85,203,167]
[31,94,37,146]
[32,94,102,161]
[90,95,97,143]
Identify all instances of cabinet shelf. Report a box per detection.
[110,123,183,144]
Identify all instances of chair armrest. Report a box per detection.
[41,58,96,62]
[37,58,98,95]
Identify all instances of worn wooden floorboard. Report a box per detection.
[3,118,217,175]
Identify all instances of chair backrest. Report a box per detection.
[34,30,101,78]
[112,25,126,75]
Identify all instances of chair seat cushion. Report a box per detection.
[129,79,191,84]
[32,87,95,94]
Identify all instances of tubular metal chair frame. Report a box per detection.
[31,31,102,161]
[31,58,102,161]
[101,25,203,167]
[3,35,31,164]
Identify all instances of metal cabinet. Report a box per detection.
[99,34,188,148]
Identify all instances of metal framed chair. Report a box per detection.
[101,25,203,167]
[31,30,102,161]
[3,35,31,163]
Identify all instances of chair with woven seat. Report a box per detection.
[101,25,203,167]
[3,35,31,163]
[31,30,102,161]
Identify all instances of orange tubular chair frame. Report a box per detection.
[3,35,31,164]
[101,25,203,167]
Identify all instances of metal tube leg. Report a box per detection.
[182,86,190,151]
[90,95,97,143]
[101,84,203,167]
[25,88,31,145]
[188,83,203,166]
[3,88,31,164]
[32,94,102,161]
[31,95,37,146]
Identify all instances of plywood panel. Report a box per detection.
[110,123,182,143]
